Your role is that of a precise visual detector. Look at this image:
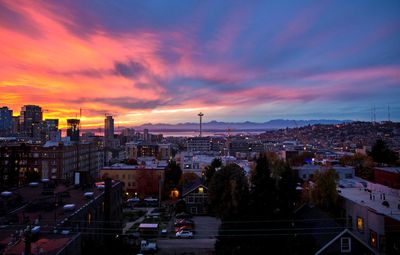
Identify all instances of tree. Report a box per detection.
[310,169,338,211]
[249,154,277,219]
[340,153,374,180]
[209,164,249,255]
[277,164,298,217]
[204,158,222,184]
[163,160,182,199]
[179,172,199,187]
[369,139,398,165]
[208,163,249,220]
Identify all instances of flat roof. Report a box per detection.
[1,233,80,255]
[374,167,400,174]
[139,223,158,229]
[339,185,400,221]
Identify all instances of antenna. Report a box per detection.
[388,105,391,122]
[370,105,373,123]
[373,105,376,124]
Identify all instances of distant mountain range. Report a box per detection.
[123,119,353,132]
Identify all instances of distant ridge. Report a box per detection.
[123,119,353,131]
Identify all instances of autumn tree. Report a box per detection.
[340,153,374,180]
[310,169,338,211]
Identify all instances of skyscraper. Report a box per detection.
[0,106,13,136]
[20,105,42,138]
[67,119,80,142]
[105,115,114,139]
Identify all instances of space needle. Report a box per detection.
[198,112,204,137]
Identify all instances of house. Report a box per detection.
[182,179,208,215]
[294,204,344,254]
[338,180,400,254]
[315,229,377,254]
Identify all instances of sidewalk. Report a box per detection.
[122,207,153,234]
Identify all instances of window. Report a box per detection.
[188,196,195,204]
[357,217,364,232]
[198,187,204,193]
[370,230,377,248]
[190,207,197,214]
[341,237,351,252]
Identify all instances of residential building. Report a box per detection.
[100,163,165,198]
[182,179,208,215]
[187,137,211,152]
[294,165,354,181]
[0,142,103,188]
[0,179,123,255]
[315,229,377,255]
[373,167,400,189]
[339,181,400,254]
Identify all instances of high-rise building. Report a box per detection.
[0,106,13,137]
[19,105,42,138]
[105,115,114,139]
[44,119,60,142]
[143,128,149,142]
[66,119,80,142]
[12,116,20,135]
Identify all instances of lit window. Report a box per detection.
[198,187,204,193]
[370,230,377,248]
[357,217,364,232]
[341,237,351,252]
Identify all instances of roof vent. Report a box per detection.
[84,192,94,198]
[63,204,76,211]
[1,191,12,197]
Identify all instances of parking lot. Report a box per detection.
[158,216,221,254]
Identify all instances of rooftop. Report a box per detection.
[102,162,166,170]
[1,233,80,255]
[339,183,400,221]
[374,167,400,174]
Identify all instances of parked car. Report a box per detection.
[140,240,157,253]
[175,226,194,233]
[175,230,193,239]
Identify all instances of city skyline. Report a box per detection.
[1,0,400,127]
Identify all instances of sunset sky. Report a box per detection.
[1,0,399,128]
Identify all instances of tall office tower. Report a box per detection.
[67,119,80,142]
[143,128,149,142]
[44,119,60,142]
[20,105,43,138]
[0,106,13,136]
[12,116,20,135]
[104,115,114,139]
